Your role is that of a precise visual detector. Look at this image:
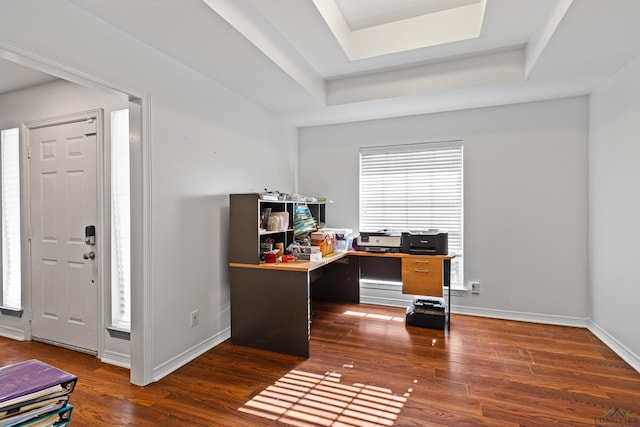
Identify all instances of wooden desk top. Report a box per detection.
[229,251,453,273]
[229,252,349,272]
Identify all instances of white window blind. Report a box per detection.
[111,109,131,330]
[1,128,21,309]
[360,141,463,288]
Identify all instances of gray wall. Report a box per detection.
[299,97,589,323]
[589,51,640,371]
[0,1,296,383]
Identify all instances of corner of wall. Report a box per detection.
[588,319,640,374]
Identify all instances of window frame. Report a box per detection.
[359,140,464,289]
[0,127,22,313]
[110,109,131,331]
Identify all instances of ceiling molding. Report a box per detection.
[327,48,523,105]
[5,0,640,127]
[524,0,573,78]
[0,32,132,99]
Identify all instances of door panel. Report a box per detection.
[29,116,98,353]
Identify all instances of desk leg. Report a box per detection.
[443,258,451,332]
[230,267,310,358]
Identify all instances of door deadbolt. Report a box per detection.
[85,225,96,246]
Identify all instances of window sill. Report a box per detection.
[107,326,131,341]
[450,287,468,296]
[0,306,23,317]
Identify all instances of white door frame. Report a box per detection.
[2,44,152,386]
[128,95,154,386]
[22,109,106,357]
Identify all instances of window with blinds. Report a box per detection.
[111,109,131,330]
[1,128,21,309]
[359,141,463,288]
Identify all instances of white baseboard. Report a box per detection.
[361,293,589,328]
[360,295,413,308]
[588,320,640,374]
[361,293,589,327]
[451,304,590,328]
[0,326,25,341]
[152,328,231,383]
[101,350,131,369]
[359,283,414,308]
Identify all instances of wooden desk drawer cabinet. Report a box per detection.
[401,257,443,296]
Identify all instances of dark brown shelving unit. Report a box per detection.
[228,193,325,264]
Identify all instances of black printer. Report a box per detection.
[401,230,448,255]
[406,297,447,330]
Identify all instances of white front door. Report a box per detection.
[28,113,99,353]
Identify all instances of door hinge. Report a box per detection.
[27,229,32,241]
[26,145,31,159]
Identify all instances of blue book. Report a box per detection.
[5,405,73,427]
[0,396,69,426]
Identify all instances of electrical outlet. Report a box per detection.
[190,309,199,327]
[471,281,480,294]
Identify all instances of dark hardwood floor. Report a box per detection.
[2,301,639,426]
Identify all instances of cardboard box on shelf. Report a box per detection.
[311,230,335,257]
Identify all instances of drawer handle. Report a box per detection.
[415,269,430,273]
[414,260,430,264]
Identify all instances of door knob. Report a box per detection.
[83,251,95,260]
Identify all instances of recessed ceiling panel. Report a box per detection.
[334,0,480,31]
[313,0,485,60]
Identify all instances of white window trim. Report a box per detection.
[110,109,131,331]
[1,128,22,311]
[359,140,464,289]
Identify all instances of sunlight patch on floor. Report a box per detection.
[343,311,405,322]
[238,369,411,426]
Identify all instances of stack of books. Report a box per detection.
[0,360,77,426]
[293,204,317,239]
